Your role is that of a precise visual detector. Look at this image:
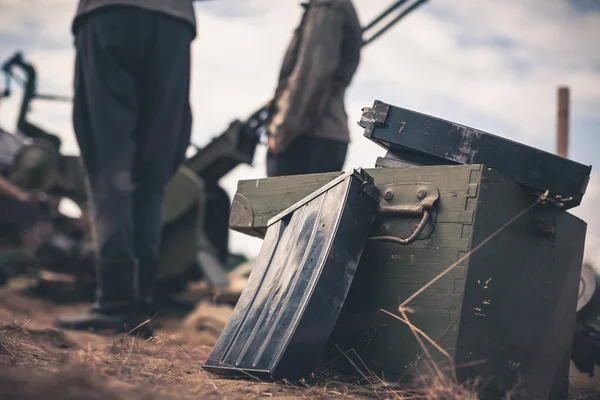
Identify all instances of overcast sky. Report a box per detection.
[0,0,599,265]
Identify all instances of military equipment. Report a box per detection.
[0,51,252,297]
[158,166,229,287]
[1,52,71,150]
[184,105,268,184]
[226,166,585,396]
[361,100,592,209]
[203,169,379,379]
[361,0,429,46]
[1,51,86,207]
[216,100,590,399]
[0,52,90,287]
[572,265,600,377]
[9,139,60,194]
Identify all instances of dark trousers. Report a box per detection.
[266,135,348,177]
[72,7,193,311]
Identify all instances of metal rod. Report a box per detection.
[249,0,431,132]
[556,86,569,158]
[363,0,429,47]
[362,0,409,33]
[35,93,73,102]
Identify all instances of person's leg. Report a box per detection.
[131,14,194,317]
[266,135,312,177]
[55,7,152,335]
[306,137,347,174]
[204,183,231,263]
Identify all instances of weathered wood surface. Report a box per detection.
[453,167,585,399]
[230,171,344,238]
[230,166,478,237]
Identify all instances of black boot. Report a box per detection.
[54,260,153,338]
[53,303,153,337]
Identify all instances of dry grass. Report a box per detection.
[0,310,478,400]
[0,322,72,367]
[2,291,600,399]
[4,205,600,400]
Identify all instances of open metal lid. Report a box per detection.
[578,264,598,313]
[359,100,592,209]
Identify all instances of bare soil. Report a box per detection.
[0,282,598,400]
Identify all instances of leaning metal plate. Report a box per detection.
[578,265,598,313]
[162,166,202,225]
[202,169,379,380]
[359,100,592,209]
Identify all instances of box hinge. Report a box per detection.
[358,100,390,138]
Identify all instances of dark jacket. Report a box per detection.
[72,0,197,35]
[268,0,362,153]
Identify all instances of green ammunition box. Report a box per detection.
[229,164,586,399]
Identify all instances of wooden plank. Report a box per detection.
[230,165,481,237]
[556,87,569,158]
[230,172,343,237]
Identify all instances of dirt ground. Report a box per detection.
[1,281,599,400]
[0,281,393,400]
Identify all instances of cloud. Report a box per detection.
[0,0,598,265]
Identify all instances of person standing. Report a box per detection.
[266,0,362,177]
[55,1,198,337]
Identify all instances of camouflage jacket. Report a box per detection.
[268,0,362,153]
[72,0,197,36]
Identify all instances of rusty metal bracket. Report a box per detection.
[376,183,439,215]
[369,183,439,245]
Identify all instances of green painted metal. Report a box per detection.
[230,165,586,400]
[157,202,200,281]
[157,166,204,281]
[162,166,203,226]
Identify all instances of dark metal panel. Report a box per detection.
[359,100,592,209]
[203,169,379,380]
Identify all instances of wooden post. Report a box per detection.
[557,87,569,158]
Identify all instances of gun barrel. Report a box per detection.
[362,0,409,33]
[35,93,73,102]
[362,0,429,47]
